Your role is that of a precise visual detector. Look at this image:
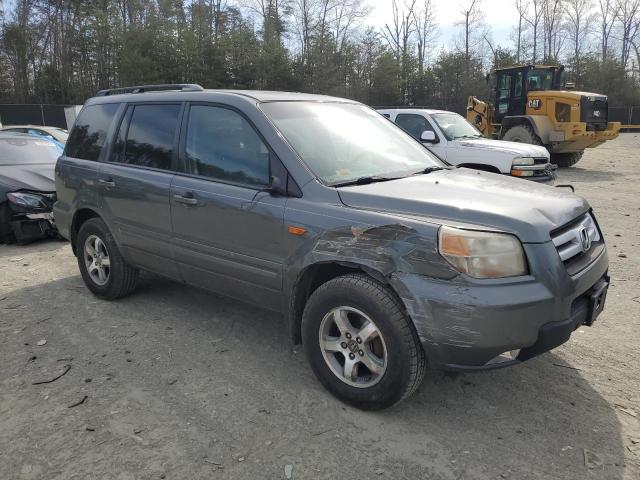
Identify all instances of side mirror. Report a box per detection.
[269,175,287,196]
[420,130,437,143]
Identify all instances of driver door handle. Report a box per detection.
[173,192,199,206]
[98,178,115,187]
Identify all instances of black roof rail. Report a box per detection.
[96,84,205,97]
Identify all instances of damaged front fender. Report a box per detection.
[283,201,460,351]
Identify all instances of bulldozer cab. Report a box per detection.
[493,65,565,123]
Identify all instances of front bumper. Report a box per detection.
[391,240,609,371]
[10,212,57,244]
[549,122,621,152]
[3,193,58,244]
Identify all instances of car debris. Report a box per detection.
[32,364,71,385]
[67,395,88,408]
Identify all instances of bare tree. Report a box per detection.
[616,0,640,68]
[523,0,544,62]
[598,0,619,60]
[331,0,369,52]
[514,0,528,62]
[381,0,416,59]
[457,0,485,63]
[412,0,438,75]
[565,0,595,78]
[381,0,417,102]
[542,0,564,61]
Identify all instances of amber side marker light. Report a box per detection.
[288,226,307,236]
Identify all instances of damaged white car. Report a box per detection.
[0,134,60,244]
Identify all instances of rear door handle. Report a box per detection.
[173,193,198,206]
[98,178,115,187]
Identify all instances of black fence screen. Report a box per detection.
[0,104,74,129]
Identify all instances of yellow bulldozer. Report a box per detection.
[467,64,621,167]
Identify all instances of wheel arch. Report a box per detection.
[70,207,102,255]
[287,261,399,346]
[457,163,502,174]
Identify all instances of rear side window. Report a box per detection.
[65,103,119,161]
[111,104,181,170]
[395,114,434,140]
[184,105,269,187]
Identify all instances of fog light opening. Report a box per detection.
[486,349,521,365]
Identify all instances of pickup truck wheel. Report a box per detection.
[502,124,544,146]
[77,218,139,300]
[302,274,426,410]
[551,151,583,168]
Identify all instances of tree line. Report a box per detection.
[0,0,639,112]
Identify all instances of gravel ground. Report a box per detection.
[1,134,639,480]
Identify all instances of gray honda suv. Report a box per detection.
[54,85,609,409]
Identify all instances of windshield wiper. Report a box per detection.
[331,175,403,187]
[413,166,448,175]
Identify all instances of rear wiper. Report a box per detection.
[332,175,402,187]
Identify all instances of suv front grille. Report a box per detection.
[551,213,604,274]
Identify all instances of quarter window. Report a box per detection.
[65,103,119,161]
[185,105,270,187]
[111,104,181,170]
[395,114,434,140]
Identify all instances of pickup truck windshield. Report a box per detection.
[430,113,483,141]
[261,102,443,185]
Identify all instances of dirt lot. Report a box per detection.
[1,134,639,480]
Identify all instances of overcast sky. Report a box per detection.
[368,0,519,48]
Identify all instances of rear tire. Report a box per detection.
[301,274,426,410]
[502,124,544,146]
[551,151,583,168]
[76,218,139,300]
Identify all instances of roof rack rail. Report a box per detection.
[96,84,205,96]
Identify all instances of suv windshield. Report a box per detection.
[430,113,482,141]
[261,102,443,185]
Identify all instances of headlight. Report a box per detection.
[6,192,49,210]
[438,226,528,278]
[511,157,535,166]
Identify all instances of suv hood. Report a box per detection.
[337,168,588,243]
[0,163,56,198]
[457,137,549,159]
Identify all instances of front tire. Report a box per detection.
[551,151,583,168]
[302,274,426,410]
[76,218,139,300]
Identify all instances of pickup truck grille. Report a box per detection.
[533,157,548,165]
[551,213,603,274]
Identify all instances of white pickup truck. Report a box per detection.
[378,108,555,182]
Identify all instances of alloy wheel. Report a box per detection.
[84,234,111,286]
[318,306,387,388]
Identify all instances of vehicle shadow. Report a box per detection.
[0,272,626,480]
[556,166,622,183]
[0,237,67,260]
